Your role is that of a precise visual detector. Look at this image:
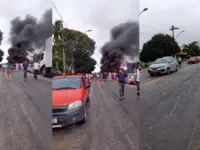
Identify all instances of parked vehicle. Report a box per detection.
[148,56,178,76]
[32,36,52,77]
[188,57,200,64]
[52,75,90,128]
[27,64,34,73]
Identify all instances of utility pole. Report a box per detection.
[61,26,66,74]
[169,25,179,39]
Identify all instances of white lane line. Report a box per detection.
[187,119,199,150]
[20,104,44,142]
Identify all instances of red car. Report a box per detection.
[52,75,90,128]
[188,57,200,64]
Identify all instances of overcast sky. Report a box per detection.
[140,0,200,50]
[1,0,198,71]
[52,0,139,72]
[0,0,51,63]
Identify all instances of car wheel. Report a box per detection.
[41,67,46,77]
[166,68,170,75]
[175,66,178,72]
[80,105,87,124]
[150,73,154,76]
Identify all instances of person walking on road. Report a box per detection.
[7,63,12,79]
[99,72,104,87]
[23,61,29,79]
[116,68,128,100]
[33,61,40,79]
[135,63,140,97]
[177,56,182,67]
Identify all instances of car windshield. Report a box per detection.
[154,58,169,64]
[52,77,81,90]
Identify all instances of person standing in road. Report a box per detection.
[135,63,140,97]
[33,61,40,78]
[177,56,182,67]
[116,68,128,100]
[99,72,104,87]
[7,63,12,79]
[23,61,29,78]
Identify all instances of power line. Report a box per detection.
[140,32,153,37]
[52,1,67,27]
[53,15,58,21]
[140,23,161,33]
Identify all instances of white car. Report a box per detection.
[148,56,178,76]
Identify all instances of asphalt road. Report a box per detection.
[0,71,51,150]
[140,63,200,150]
[53,80,139,150]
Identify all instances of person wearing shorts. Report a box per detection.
[7,64,12,79]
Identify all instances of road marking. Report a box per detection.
[187,119,199,150]
[21,104,44,142]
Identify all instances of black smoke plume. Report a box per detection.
[7,8,52,63]
[100,21,139,72]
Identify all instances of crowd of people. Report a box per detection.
[0,61,40,79]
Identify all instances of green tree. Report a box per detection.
[53,20,96,73]
[53,20,63,44]
[0,30,4,62]
[52,44,62,71]
[0,30,3,45]
[0,49,4,62]
[182,41,200,56]
[140,33,181,63]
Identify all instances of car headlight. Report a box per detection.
[68,100,83,110]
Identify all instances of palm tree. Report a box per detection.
[53,20,63,44]
[52,20,64,72]
[52,44,61,71]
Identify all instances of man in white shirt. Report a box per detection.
[135,63,140,97]
[33,61,40,78]
[178,56,182,67]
